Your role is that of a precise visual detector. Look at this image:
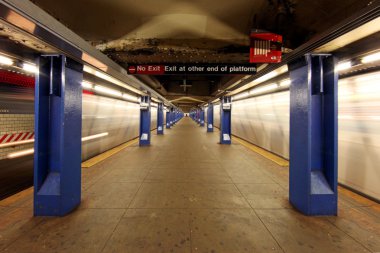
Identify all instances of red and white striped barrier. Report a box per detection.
[0,132,34,148]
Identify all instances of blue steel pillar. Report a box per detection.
[207,103,214,132]
[220,96,232,144]
[166,109,171,129]
[34,55,83,216]
[170,108,174,127]
[173,109,177,125]
[200,109,205,127]
[157,102,164,135]
[288,54,338,216]
[139,96,151,146]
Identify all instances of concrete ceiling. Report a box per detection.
[29,0,373,111]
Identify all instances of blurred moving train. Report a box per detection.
[0,77,158,198]
[216,70,380,202]
[1,69,380,202]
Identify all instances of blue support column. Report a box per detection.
[200,109,205,127]
[220,96,232,144]
[288,54,338,216]
[207,103,214,132]
[139,96,151,146]
[166,110,171,129]
[34,55,83,216]
[173,109,177,125]
[169,108,174,127]
[157,102,164,135]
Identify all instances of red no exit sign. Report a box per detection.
[127,64,257,75]
[128,65,165,75]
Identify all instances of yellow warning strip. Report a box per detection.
[81,138,138,168]
[232,136,289,167]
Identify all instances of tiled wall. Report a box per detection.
[0,114,34,160]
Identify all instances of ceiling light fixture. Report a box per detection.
[81,81,93,89]
[279,79,291,87]
[22,63,38,73]
[233,92,250,100]
[361,51,380,64]
[336,61,352,72]
[250,83,278,95]
[0,55,13,65]
[94,85,122,97]
[122,93,138,102]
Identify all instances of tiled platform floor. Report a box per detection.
[0,118,379,253]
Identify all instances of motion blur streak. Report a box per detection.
[7,148,34,159]
[223,71,380,201]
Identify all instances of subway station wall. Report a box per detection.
[222,71,380,201]
[214,104,220,129]
[151,106,157,131]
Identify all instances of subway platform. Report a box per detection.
[0,118,379,253]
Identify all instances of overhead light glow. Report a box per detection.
[279,79,291,87]
[336,61,352,72]
[94,85,122,97]
[361,52,380,64]
[122,93,138,102]
[23,63,38,73]
[95,70,113,83]
[83,65,96,74]
[250,83,278,95]
[0,55,13,65]
[151,97,160,103]
[81,81,93,89]
[255,71,277,84]
[233,92,250,100]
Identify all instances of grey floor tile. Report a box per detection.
[256,208,371,253]
[130,182,249,209]
[328,206,380,252]
[0,207,44,251]
[81,181,141,208]
[190,209,283,253]
[101,168,149,183]
[102,209,191,253]
[4,208,124,253]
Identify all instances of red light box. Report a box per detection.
[250,32,282,63]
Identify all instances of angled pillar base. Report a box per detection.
[34,55,83,216]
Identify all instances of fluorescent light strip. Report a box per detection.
[0,55,13,65]
[250,83,278,95]
[83,65,143,95]
[279,79,291,87]
[336,61,352,72]
[151,97,160,103]
[233,92,250,100]
[362,52,380,63]
[94,85,122,97]
[81,81,93,89]
[228,65,289,96]
[122,93,138,102]
[23,63,38,73]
